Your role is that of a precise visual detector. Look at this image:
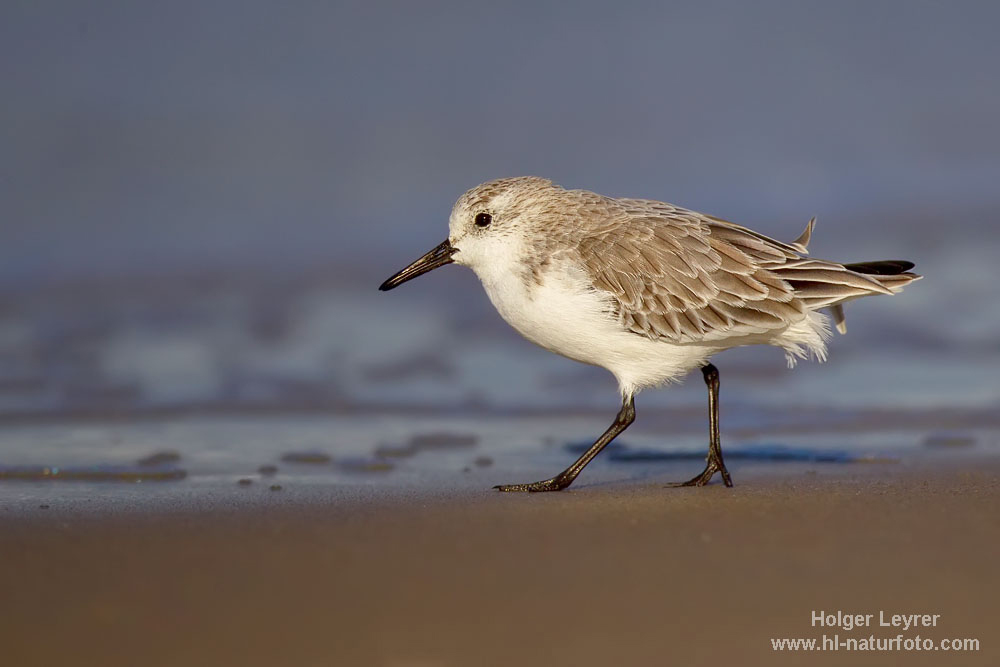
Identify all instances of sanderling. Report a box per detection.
[379,177,920,492]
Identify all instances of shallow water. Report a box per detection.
[1,231,999,513]
[1,400,996,514]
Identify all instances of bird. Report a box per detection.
[379,177,920,492]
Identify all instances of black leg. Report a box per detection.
[495,395,635,492]
[668,363,733,487]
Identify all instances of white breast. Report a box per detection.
[472,258,712,396]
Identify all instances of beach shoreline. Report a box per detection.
[2,459,996,666]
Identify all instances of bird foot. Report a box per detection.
[668,456,733,488]
[494,476,572,492]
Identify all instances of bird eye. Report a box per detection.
[474,212,492,228]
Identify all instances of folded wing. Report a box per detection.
[578,201,914,342]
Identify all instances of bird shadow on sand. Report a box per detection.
[564,441,896,464]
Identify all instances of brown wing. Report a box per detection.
[577,202,804,342]
[578,201,892,343]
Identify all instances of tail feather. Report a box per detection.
[715,215,921,336]
[843,260,921,294]
[829,304,847,334]
[872,271,920,293]
[777,220,920,335]
[842,260,915,275]
[806,260,921,334]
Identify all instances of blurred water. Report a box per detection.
[0,239,995,422]
[0,2,998,503]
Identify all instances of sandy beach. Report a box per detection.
[2,460,996,667]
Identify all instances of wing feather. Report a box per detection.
[577,204,804,342]
[573,198,904,344]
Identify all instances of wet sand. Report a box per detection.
[2,461,997,667]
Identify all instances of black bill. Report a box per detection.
[379,239,457,291]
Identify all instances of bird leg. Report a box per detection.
[495,395,635,492]
[669,363,733,487]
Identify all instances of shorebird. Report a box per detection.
[379,177,920,491]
